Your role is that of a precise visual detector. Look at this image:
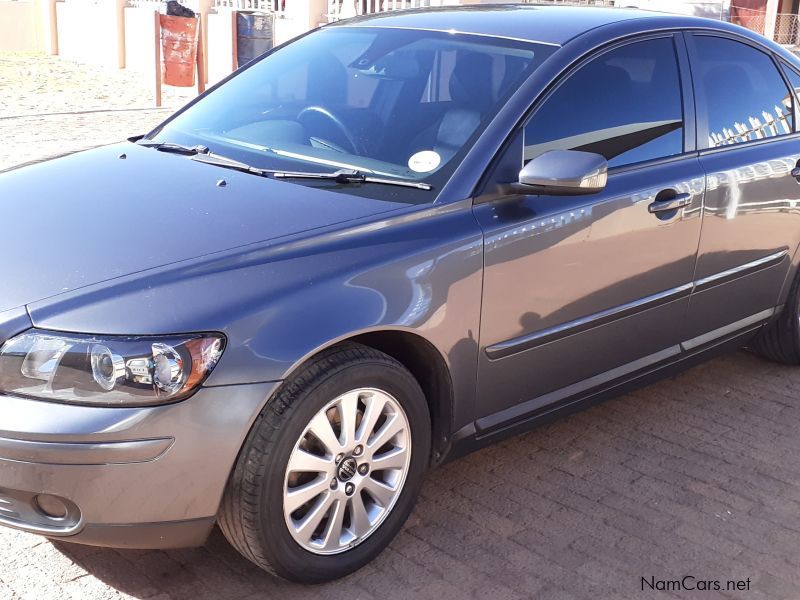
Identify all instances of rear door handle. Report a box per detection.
[648,192,692,214]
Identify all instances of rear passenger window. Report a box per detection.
[692,36,793,148]
[781,62,800,131]
[523,37,684,169]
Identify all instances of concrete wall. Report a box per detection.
[207,9,236,83]
[56,0,126,68]
[123,5,157,73]
[0,0,43,52]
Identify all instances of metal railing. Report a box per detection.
[214,0,285,13]
[728,3,800,47]
[125,0,163,7]
[729,4,765,35]
[127,0,204,10]
[327,0,453,22]
[326,0,616,22]
[708,104,793,148]
[126,0,285,14]
[519,0,615,5]
[774,12,800,46]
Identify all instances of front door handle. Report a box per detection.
[648,192,692,214]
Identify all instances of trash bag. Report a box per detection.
[166,1,196,18]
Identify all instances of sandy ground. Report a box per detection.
[0,52,196,170]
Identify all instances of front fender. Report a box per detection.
[28,199,484,431]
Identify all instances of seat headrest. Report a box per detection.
[449,52,494,110]
[307,55,347,104]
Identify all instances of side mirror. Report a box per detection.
[517,150,608,195]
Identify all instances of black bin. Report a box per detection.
[237,12,274,68]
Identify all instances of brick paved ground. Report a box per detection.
[3,53,800,600]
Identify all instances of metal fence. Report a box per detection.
[519,0,615,5]
[122,0,797,47]
[774,12,800,46]
[728,2,800,47]
[127,0,219,11]
[729,4,765,34]
[214,0,285,13]
[708,104,793,148]
[326,0,615,22]
[127,0,198,9]
[126,0,285,14]
[326,0,451,22]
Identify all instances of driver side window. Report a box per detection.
[523,36,685,169]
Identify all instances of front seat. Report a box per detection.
[411,51,495,164]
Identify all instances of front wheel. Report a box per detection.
[218,343,431,583]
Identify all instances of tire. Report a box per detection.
[753,270,800,365]
[218,342,431,583]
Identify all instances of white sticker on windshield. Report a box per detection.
[408,150,441,173]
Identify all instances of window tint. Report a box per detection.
[693,36,793,148]
[420,51,530,104]
[523,37,684,169]
[149,27,551,191]
[781,61,800,131]
[264,36,379,106]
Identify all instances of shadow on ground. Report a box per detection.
[48,352,800,600]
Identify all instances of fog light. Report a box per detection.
[33,494,68,519]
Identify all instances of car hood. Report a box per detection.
[0,142,412,313]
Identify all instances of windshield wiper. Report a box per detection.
[137,140,269,176]
[272,169,432,190]
[137,141,431,189]
[189,151,270,176]
[137,140,209,155]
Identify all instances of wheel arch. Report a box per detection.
[278,327,456,466]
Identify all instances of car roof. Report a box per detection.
[330,4,712,47]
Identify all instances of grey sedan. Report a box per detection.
[2,4,800,583]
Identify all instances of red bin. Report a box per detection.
[160,14,199,87]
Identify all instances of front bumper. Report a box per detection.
[0,381,280,548]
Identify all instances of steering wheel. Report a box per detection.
[297,106,365,156]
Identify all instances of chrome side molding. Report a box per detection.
[693,250,788,292]
[487,250,789,359]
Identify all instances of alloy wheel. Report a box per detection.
[282,387,411,554]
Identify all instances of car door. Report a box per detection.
[472,33,705,430]
[683,33,800,345]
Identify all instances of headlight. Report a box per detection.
[0,329,225,406]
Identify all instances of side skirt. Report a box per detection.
[444,317,770,464]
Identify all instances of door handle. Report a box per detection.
[648,192,692,214]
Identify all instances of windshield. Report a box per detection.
[146,26,555,200]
